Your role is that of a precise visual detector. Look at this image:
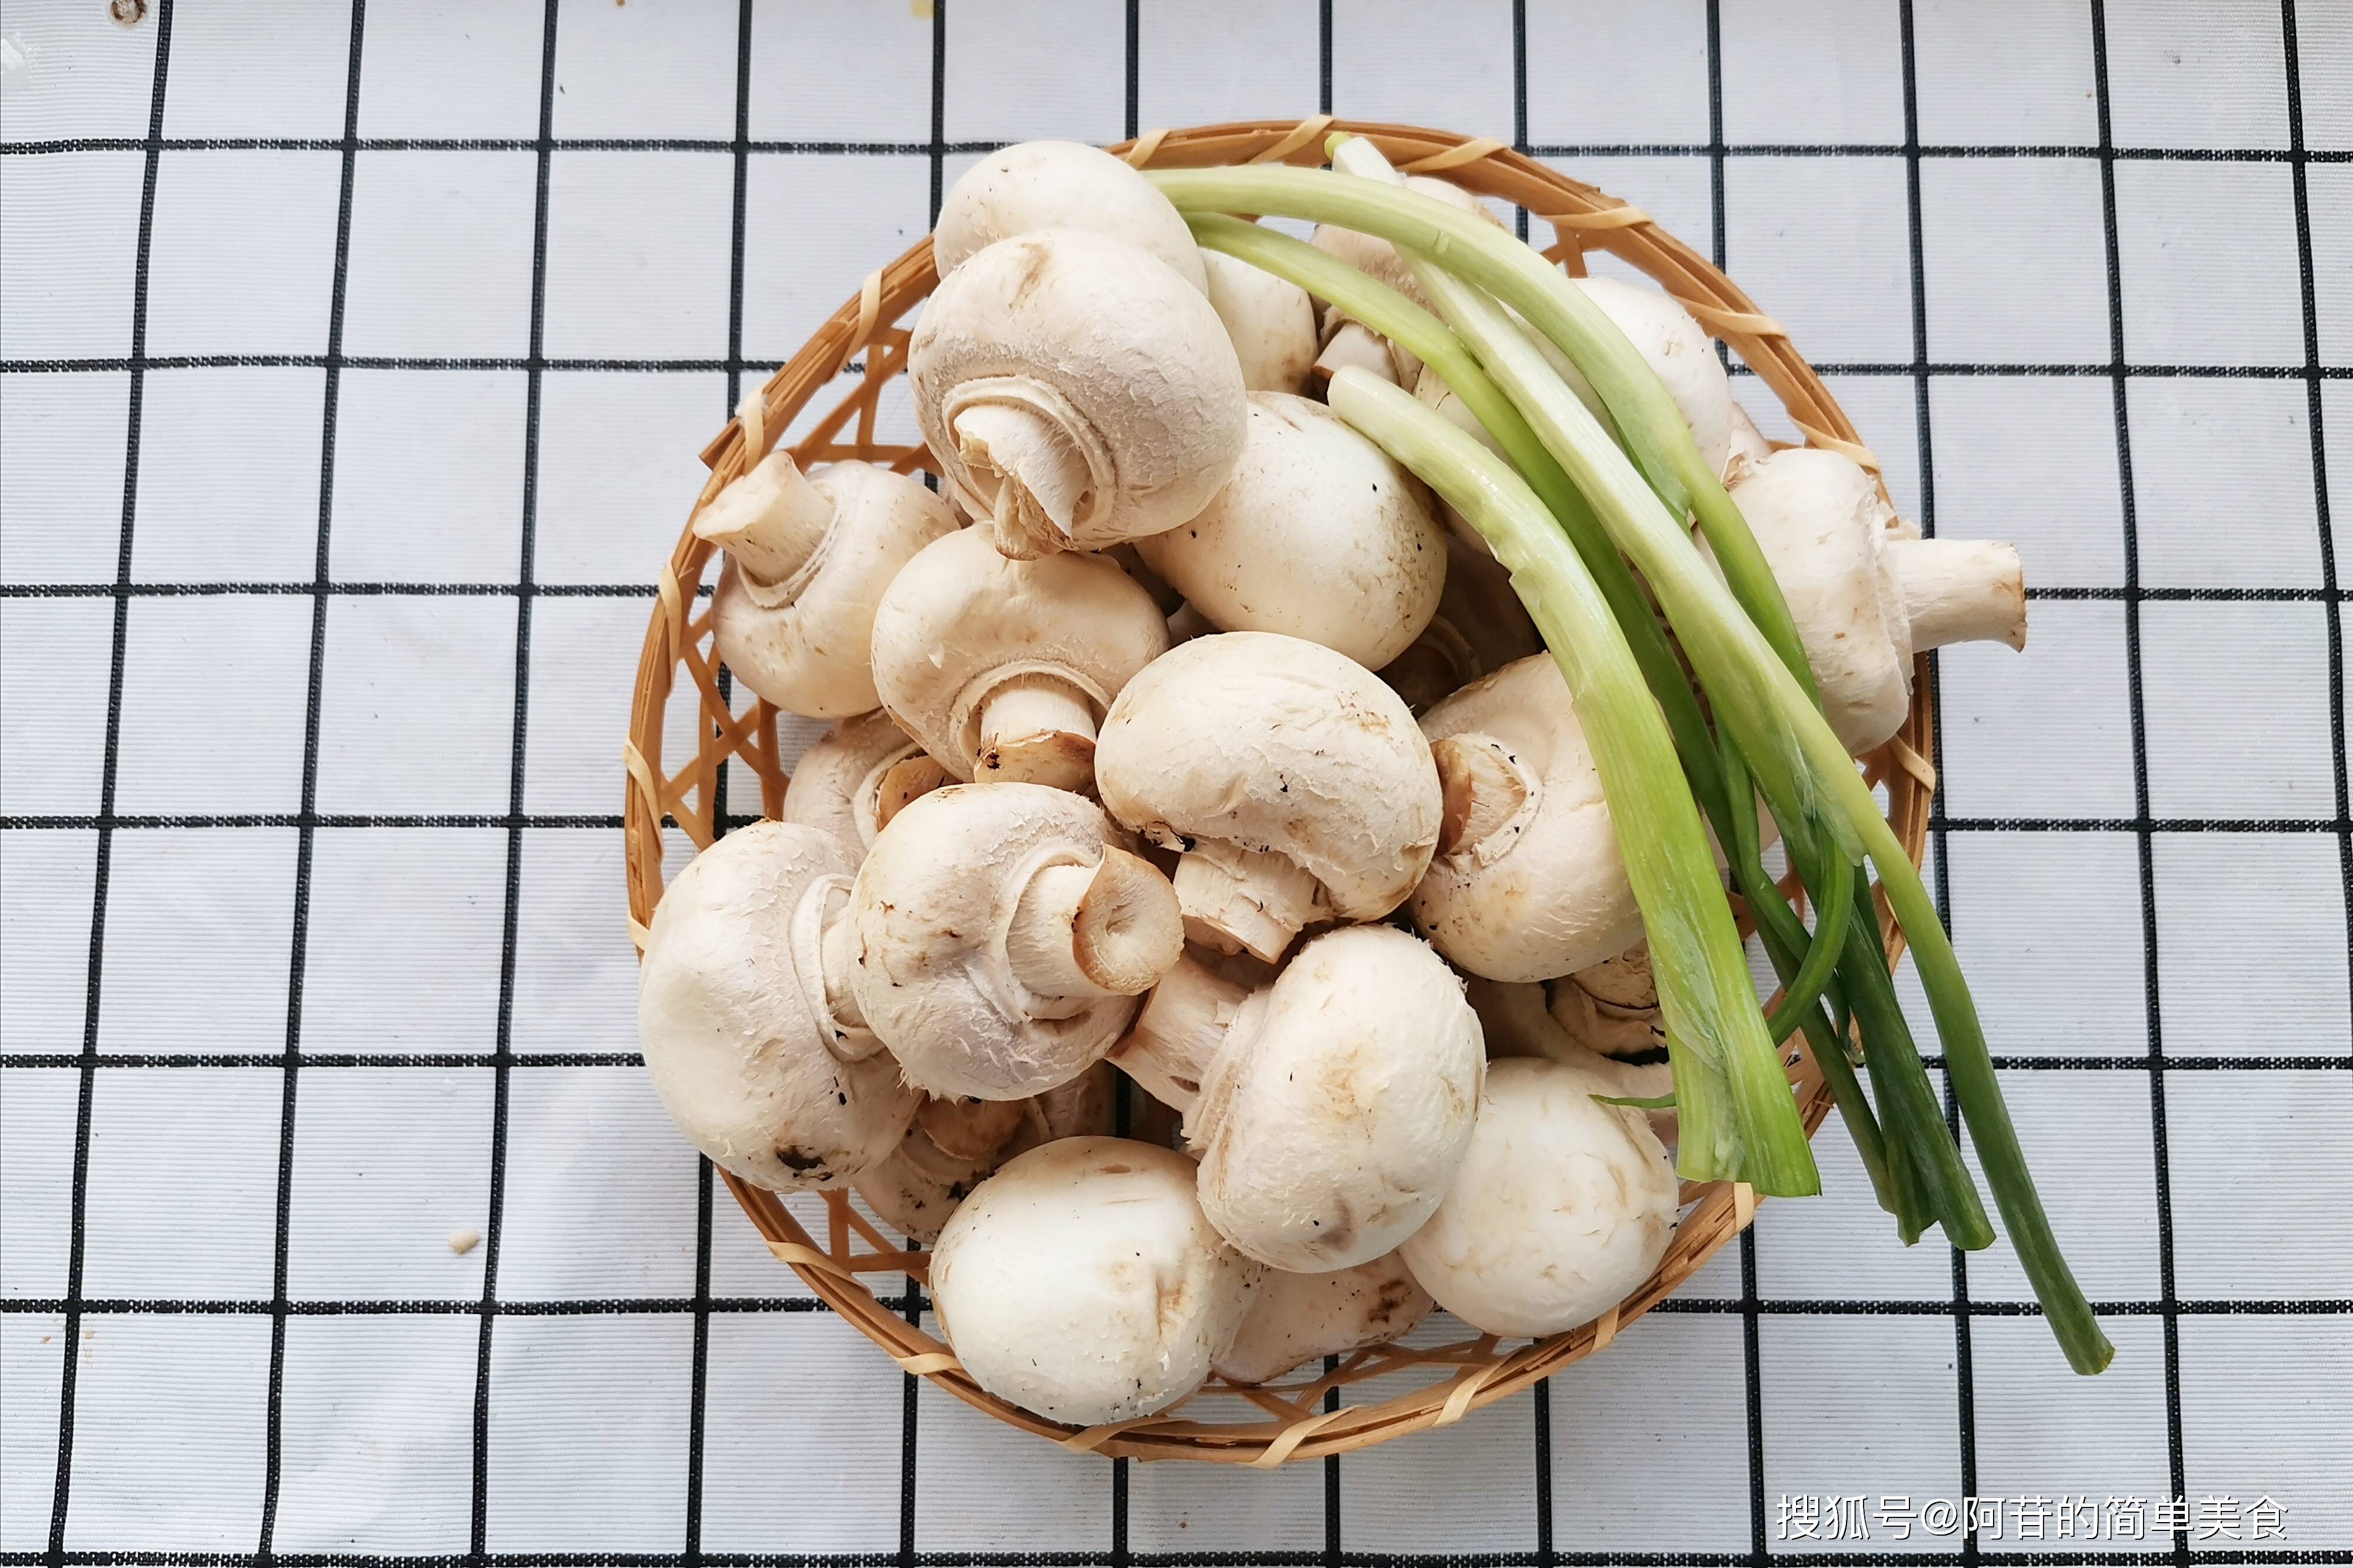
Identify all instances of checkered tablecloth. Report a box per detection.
[2,0,2349,1560]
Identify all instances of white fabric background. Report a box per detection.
[2,0,2349,1557]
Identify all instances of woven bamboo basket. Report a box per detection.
[621,119,1936,1466]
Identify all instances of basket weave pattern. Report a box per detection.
[621,119,1937,1465]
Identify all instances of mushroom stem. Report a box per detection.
[1381,617,1479,715]
[872,753,950,831]
[1170,842,1325,963]
[690,451,834,585]
[918,1096,1028,1162]
[1111,951,1253,1112]
[1005,848,1184,1002]
[1432,735,1533,859]
[951,398,1094,559]
[818,901,868,1034]
[1309,319,1401,389]
[1889,537,2027,653]
[975,675,1099,791]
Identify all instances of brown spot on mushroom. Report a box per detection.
[775,1146,829,1175]
[1006,238,1055,309]
[1367,1275,1418,1329]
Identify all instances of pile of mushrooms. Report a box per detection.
[639,139,2031,1427]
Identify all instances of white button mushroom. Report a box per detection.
[852,1064,1117,1243]
[868,525,1171,795]
[929,1137,1261,1425]
[1545,944,1668,1060]
[1464,973,1675,1149]
[848,783,1185,1102]
[695,454,959,718]
[1397,1056,1678,1338]
[909,229,1248,559]
[778,709,948,862]
[1725,448,2026,755]
[1573,275,1738,479]
[1378,533,1545,715]
[1409,653,1644,983]
[1133,393,1447,669]
[1721,402,1775,483]
[1095,632,1444,963]
[1112,925,1485,1272]
[1199,248,1318,394]
[1213,1249,1434,1385]
[636,822,919,1191]
[932,139,1208,292]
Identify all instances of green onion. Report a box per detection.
[1158,160,2112,1374]
[1187,211,1882,1199]
[1326,368,1818,1197]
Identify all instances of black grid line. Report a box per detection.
[6,3,2351,1560]
[11,355,2349,379]
[6,134,2349,164]
[1114,5,1142,1559]
[44,1529,1977,1567]
[680,5,761,1561]
[1512,5,1553,1557]
[41,0,174,1550]
[2279,0,2353,1053]
[252,0,367,1553]
[463,2,561,1558]
[2086,10,2193,1562]
[7,1049,2342,1076]
[1893,4,1984,1557]
[7,1295,2341,1323]
[1700,8,1777,1563]
[1321,9,1343,1559]
[898,8,949,1563]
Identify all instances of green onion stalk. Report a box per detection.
[1185,213,1864,1196]
[1328,368,1818,1197]
[1321,131,1989,1259]
[1155,161,2112,1374]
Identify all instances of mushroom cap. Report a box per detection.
[779,709,926,860]
[1096,633,1443,923]
[1397,1056,1678,1337]
[910,229,1247,554]
[1409,653,1645,983]
[932,140,1208,292]
[1725,448,1911,755]
[1135,393,1446,669]
[869,526,1169,782]
[1213,1249,1434,1384]
[853,1063,1119,1243]
[929,1137,1261,1425]
[850,783,1151,1101]
[709,461,959,718]
[1199,248,1318,394]
[1192,925,1485,1272]
[1574,275,1736,479]
[636,822,920,1192]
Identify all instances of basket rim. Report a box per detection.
[619,116,1938,1466]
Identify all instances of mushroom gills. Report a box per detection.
[974,673,1100,792]
[1169,840,1328,964]
[952,396,1098,559]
